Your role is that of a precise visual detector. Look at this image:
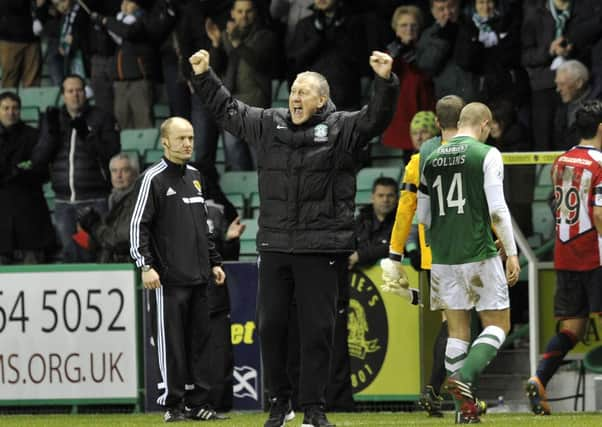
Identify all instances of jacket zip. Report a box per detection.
[68,128,77,202]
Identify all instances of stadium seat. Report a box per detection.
[220,171,258,200]
[43,182,55,211]
[584,345,602,374]
[20,106,39,125]
[533,185,553,201]
[531,201,555,241]
[249,192,260,218]
[239,218,259,257]
[536,164,553,186]
[355,189,372,206]
[271,79,281,100]
[19,86,60,110]
[0,87,18,95]
[276,81,289,101]
[356,167,401,192]
[144,148,163,166]
[225,193,245,217]
[120,128,159,155]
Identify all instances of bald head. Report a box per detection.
[160,117,194,164]
[457,102,492,142]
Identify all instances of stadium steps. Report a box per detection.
[477,348,530,402]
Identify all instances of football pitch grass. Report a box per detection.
[1,411,601,426]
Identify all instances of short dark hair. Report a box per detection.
[0,91,20,107]
[436,95,465,129]
[489,99,516,132]
[575,100,602,140]
[372,176,398,193]
[61,74,85,93]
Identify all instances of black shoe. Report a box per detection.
[264,398,295,427]
[417,385,443,417]
[185,404,228,420]
[164,407,187,423]
[455,411,481,424]
[301,406,335,427]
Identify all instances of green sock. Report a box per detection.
[459,326,505,384]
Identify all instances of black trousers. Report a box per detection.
[150,285,211,408]
[257,252,343,408]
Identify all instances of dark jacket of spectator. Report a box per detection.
[211,22,276,108]
[88,0,121,57]
[288,4,366,109]
[105,5,174,81]
[354,204,396,266]
[416,20,479,102]
[192,69,399,253]
[0,0,36,43]
[454,5,528,103]
[0,121,55,254]
[33,105,121,201]
[521,0,567,92]
[553,86,598,150]
[87,185,137,262]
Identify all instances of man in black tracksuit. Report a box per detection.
[129,117,226,423]
[189,49,399,427]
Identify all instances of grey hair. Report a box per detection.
[109,152,140,176]
[557,60,590,84]
[296,71,330,98]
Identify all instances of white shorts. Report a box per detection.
[430,256,509,311]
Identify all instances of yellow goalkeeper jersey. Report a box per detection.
[389,137,444,270]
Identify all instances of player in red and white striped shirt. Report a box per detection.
[526,100,602,416]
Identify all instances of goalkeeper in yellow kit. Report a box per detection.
[381,95,466,417]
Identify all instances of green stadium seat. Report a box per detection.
[271,79,280,100]
[536,164,553,186]
[225,193,245,217]
[531,201,555,241]
[533,185,553,201]
[271,100,288,108]
[43,182,55,211]
[249,192,260,218]
[239,218,259,257]
[19,86,60,110]
[356,167,401,191]
[220,171,258,199]
[144,148,164,166]
[120,128,159,155]
[153,103,169,120]
[355,189,372,206]
[0,87,18,95]
[20,106,39,124]
[276,81,289,100]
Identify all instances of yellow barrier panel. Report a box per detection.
[501,151,563,165]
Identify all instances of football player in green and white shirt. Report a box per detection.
[417,102,521,424]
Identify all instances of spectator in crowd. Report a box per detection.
[93,0,174,129]
[348,177,399,270]
[39,0,67,85]
[77,152,139,263]
[416,0,479,102]
[87,0,121,114]
[0,0,42,87]
[51,0,90,80]
[129,117,226,422]
[526,100,602,416]
[32,74,120,263]
[553,59,598,150]
[521,0,572,151]
[0,92,55,264]
[382,5,435,160]
[409,110,438,152]
[454,0,528,105]
[206,0,276,170]
[288,0,367,110]
[417,103,520,424]
[189,46,398,427]
[270,0,313,49]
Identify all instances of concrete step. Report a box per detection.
[484,348,530,375]
[476,373,528,401]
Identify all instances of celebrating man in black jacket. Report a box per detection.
[129,116,226,422]
[189,47,399,427]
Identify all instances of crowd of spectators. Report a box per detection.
[2,0,602,264]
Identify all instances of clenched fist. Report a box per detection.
[189,49,210,76]
[369,51,393,80]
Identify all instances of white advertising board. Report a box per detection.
[0,267,138,403]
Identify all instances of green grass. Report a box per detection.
[0,412,601,426]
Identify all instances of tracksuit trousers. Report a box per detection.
[257,252,344,408]
[150,284,211,409]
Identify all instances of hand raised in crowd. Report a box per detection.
[369,51,393,80]
[348,251,359,270]
[226,216,246,241]
[205,17,221,48]
[549,37,572,57]
[505,255,521,287]
[142,267,161,289]
[212,265,226,286]
[226,20,241,48]
[189,50,210,75]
